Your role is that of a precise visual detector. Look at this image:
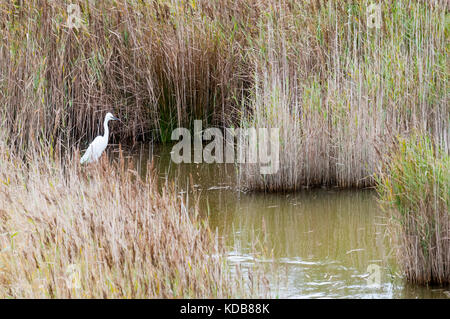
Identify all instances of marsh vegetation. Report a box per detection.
[0,0,448,297]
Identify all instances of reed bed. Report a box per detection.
[0,132,269,298]
[0,0,253,147]
[237,0,448,190]
[376,135,449,285]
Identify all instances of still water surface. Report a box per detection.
[124,145,448,299]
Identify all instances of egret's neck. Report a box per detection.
[103,118,110,141]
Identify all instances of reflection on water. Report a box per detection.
[119,145,449,299]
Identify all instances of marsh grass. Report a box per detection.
[0,133,269,298]
[1,0,448,290]
[237,0,448,190]
[376,134,449,285]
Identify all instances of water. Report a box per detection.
[122,145,449,299]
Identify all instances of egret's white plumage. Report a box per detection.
[80,112,119,164]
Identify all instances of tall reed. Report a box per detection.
[238,0,448,190]
[376,134,449,285]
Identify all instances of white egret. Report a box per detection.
[80,112,119,164]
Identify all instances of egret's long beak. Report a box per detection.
[112,116,120,121]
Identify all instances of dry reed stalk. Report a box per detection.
[237,0,448,191]
[0,131,268,298]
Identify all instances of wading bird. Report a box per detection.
[80,112,119,164]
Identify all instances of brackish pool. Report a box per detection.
[123,145,448,299]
